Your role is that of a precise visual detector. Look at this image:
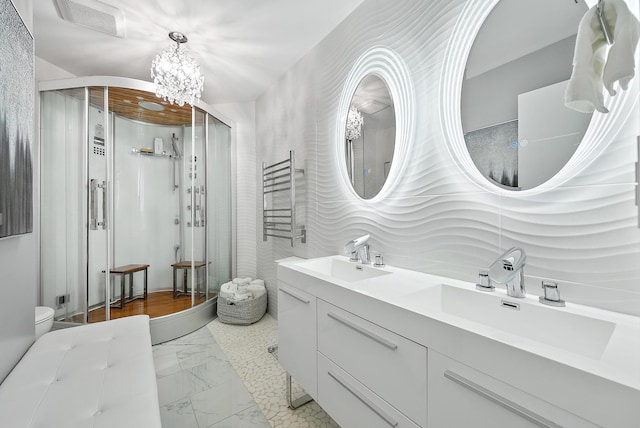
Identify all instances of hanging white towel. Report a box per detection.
[602,0,640,96]
[565,6,610,113]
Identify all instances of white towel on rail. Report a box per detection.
[565,6,610,113]
[602,0,640,96]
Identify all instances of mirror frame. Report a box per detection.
[441,0,639,196]
[337,46,414,202]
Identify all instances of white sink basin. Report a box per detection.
[406,284,616,359]
[296,257,391,282]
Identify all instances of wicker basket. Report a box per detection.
[217,292,267,325]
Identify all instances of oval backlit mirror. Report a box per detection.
[344,75,396,199]
[461,0,590,190]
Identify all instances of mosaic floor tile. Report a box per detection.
[153,314,338,428]
[207,314,339,427]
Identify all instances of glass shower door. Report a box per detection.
[40,88,87,322]
[207,116,232,297]
[40,86,110,323]
[86,87,110,322]
[109,87,187,319]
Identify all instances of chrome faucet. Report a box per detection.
[344,234,371,264]
[487,247,527,298]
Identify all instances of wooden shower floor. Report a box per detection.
[68,291,207,323]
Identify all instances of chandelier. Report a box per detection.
[346,105,364,141]
[150,31,205,107]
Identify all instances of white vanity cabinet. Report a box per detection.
[317,353,420,428]
[317,299,428,427]
[277,256,640,428]
[277,281,318,399]
[427,350,599,428]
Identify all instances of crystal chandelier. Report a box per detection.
[150,31,205,107]
[346,105,364,141]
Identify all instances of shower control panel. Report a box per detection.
[92,123,105,156]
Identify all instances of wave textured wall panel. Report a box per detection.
[254,0,640,317]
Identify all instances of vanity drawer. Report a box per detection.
[278,282,317,399]
[317,300,427,427]
[428,350,600,428]
[318,353,420,428]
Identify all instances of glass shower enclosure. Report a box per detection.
[39,77,231,332]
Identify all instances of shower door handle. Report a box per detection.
[98,180,107,229]
[90,179,98,230]
[90,179,107,230]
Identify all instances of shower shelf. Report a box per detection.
[131,147,172,158]
[263,150,306,247]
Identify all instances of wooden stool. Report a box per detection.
[171,261,206,299]
[107,264,149,309]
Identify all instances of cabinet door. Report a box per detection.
[428,350,599,428]
[277,281,317,399]
[318,353,420,428]
[317,299,427,427]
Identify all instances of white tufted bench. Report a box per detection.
[0,315,161,428]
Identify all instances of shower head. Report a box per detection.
[171,133,182,159]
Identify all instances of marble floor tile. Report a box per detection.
[191,375,256,427]
[154,314,338,428]
[188,356,238,390]
[208,405,272,428]
[207,315,339,427]
[156,369,201,406]
[153,350,181,378]
[178,342,230,370]
[159,398,199,428]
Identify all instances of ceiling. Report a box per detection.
[34,0,365,105]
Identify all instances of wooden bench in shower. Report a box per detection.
[171,261,206,299]
[107,264,150,309]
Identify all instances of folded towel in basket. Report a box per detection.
[247,283,266,299]
[219,282,237,299]
[232,277,252,285]
[229,292,252,302]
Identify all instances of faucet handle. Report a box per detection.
[349,250,360,262]
[475,271,495,292]
[373,254,385,268]
[539,281,566,307]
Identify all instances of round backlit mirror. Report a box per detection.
[344,75,396,199]
[461,0,590,190]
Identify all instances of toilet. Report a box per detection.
[35,306,54,340]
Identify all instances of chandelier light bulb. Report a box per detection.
[150,32,205,107]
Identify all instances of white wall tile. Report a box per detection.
[253,0,640,316]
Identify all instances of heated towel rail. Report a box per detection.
[262,150,306,246]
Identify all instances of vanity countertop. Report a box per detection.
[278,255,640,394]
